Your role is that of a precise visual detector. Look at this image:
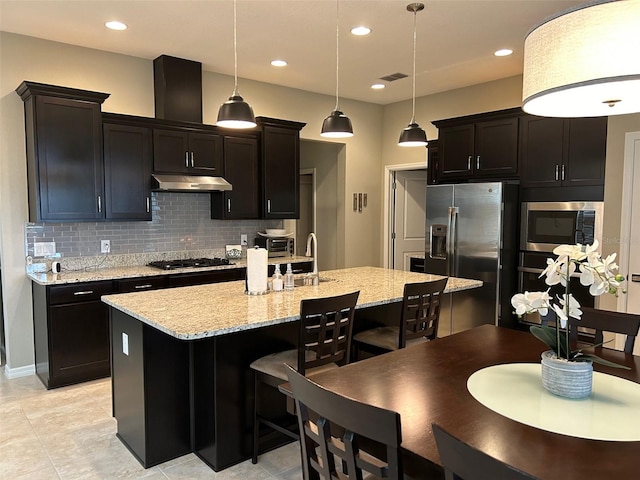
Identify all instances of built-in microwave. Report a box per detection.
[520,201,603,253]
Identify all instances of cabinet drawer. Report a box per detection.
[168,269,244,287]
[117,276,167,293]
[48,281,114,305]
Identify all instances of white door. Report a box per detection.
[619,131,640,354]
[392,170,427,270]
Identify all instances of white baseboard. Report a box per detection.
[3,363,36,379]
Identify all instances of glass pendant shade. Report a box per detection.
[522,0,640,117]
[398,122,427,147]
[321,110,353,138]
[217,94,256,129]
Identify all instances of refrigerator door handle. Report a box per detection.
[447,206,459,276]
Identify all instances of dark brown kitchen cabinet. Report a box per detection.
[103,122,153,220]
[211,136,260,219]
[410,257,425,273]
[520,115,607,188]
[16,81,110,222]
[167,269,244,287]
[32,280,113,389]
[153,128,223,175]
[258,117,306,219]
[117,276,167,293]
[427,139,439,185]
[433,108,520,183]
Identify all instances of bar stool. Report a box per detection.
[353,278,447,358]
[250,290,360,464]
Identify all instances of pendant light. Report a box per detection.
[398,3,427,147]
[321,0,353,138]
[522,0,640,118]
[217,0,256,129]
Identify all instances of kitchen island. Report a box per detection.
[102,266,481,471]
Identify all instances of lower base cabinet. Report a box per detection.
[32,281,113,389]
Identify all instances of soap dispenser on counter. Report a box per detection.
[284,263,295,291]
[272,264,284,291]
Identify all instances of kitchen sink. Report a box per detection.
[293,276,335,287]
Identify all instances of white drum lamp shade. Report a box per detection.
[522,0,640,118]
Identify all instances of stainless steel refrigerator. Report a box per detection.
[425,182,518,335]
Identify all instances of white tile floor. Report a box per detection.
[0,370,302,479]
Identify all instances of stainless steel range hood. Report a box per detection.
[151,174,232,192]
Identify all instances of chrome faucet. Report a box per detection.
[305,232,319,285]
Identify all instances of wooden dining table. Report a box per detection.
[281,325,640,479]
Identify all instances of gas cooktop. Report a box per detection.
[147,258,233,270]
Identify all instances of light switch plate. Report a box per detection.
[122,332,129,356]
[34,242,56,257]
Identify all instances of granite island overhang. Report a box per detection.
[102,266,482,472]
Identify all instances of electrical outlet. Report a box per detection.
[122,332,129,356]
[241,234,248,246]
[34,242,56,257]
[101,240,111,253]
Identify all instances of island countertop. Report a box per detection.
[102,266,482,340]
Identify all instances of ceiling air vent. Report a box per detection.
[379,72,408,82]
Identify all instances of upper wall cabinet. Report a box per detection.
[17,82,110,222]
[519,115,607,188]
[257,117,306,219]
[211,136,260,219]
[153,129,223,176]
[432,108,520,183]
[103,116,153,221]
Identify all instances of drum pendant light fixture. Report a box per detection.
[522,0,640,118]
[398,3,427,147]
[321,0,353,138]
[217,0,256,128]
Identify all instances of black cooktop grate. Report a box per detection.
[147,257,233,270]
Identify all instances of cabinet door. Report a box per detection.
[519,116,564,187]
[262,125,299,218]
[474,117,519,178]
[438,124,474,181]
[48,301,110,386]
[153,129,190,173]
[34,96,104,221]
[212,136,260,219]
[104,123,152,220]
[563,117,607,187]
[188,133,223,175]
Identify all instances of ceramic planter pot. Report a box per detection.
[541,350,593,399]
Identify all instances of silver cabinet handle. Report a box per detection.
[134,284,153,289]
[97,195,102,213]
[467,155,472,170]
[555,164,559,181]
[476,155,480,170]
[73,290,94,296]
[267,199,271,213]
[146,197,150,213]
[227,198,231,213]
[190,151,195,168]
[185,151,189,167]
[561,164,566,181]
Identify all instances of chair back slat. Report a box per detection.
[432,423,537,480]
[297,291,360,375]
[401,278,448,347]
[568,307,640,353]
[287,366,403,480]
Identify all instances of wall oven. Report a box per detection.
[517,201,603,325]
[520,201,603,253]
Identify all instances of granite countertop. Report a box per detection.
[27,255,312,286]
[410,254,425,259]
[102,266,482,340]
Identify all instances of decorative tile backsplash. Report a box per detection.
[25,192,281,258]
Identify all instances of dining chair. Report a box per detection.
[569,306,640,353]
[250,290,360,464]
[432,423,538,480]
[353,278,448,358]
[286,364,403,480]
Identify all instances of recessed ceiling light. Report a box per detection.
[494,48,513,57]
[351,26,371,36]
[371,83,385,90]
[271,59,287,67]
[105,21,127,31]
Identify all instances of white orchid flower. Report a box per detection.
[553,243,587,262]
[542,257,574,287]
[511,290,551,316]
[552,303,568,328]
[559,293,582,320]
